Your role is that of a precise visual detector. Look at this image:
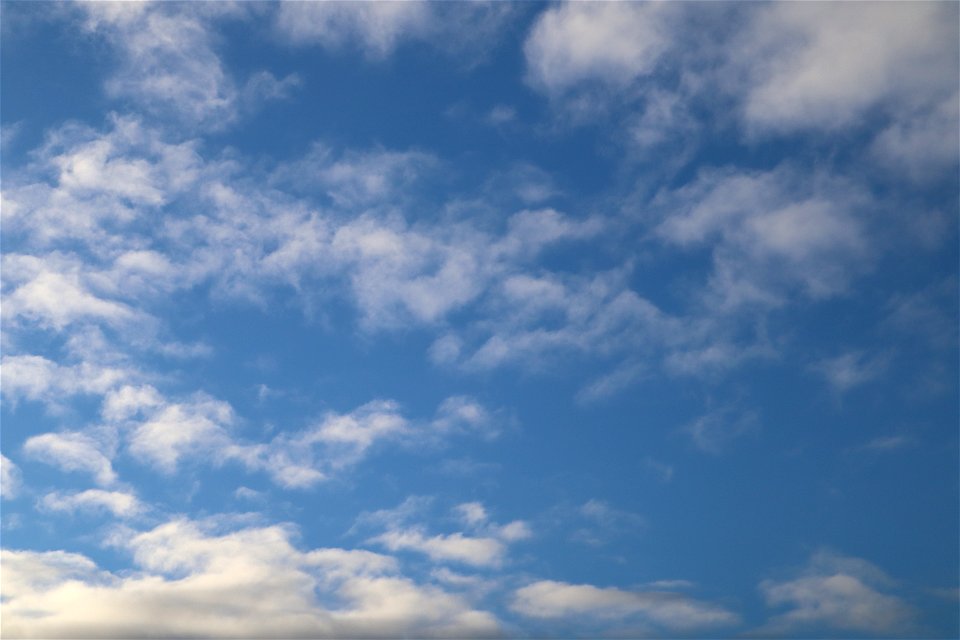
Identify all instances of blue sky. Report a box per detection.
[1,2,957,637]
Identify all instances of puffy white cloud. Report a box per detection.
[23,431,118,487]
[80,4,237,129]
[1,115,201,248]
[1,453,22,499]
[0,354,131,408]
[128,395,234,474]
[654,166,872,310]
[1,519,500,638]
[524,2,672,93]
[431,396,499,440]
[372,529,507,569]
[39,489,144,518]
[738,3,958,134]
[758,550,918,635]
[101,385,165,422]
[455,502,489,527]
[512,580,739,631]
[365,500,530,568]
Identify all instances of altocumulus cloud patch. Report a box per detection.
[1,2,957,638]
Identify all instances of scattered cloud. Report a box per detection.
[38,489,144,518]
[572,499,646,547]
[683,406,759,454]
[758,550,918,636]
[812,350,890,393]
[1,454,22,499]
[524,3,672,94]
[736,3,958,135]
[274,2,517,63]
[1,518,501,638]
[511,579,739,631]
[23,431,118,487]
[857,436,916,454]
[366,500,531,569]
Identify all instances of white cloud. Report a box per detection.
[655,166,871,310]
[641,457,674,483]
[573,499,645,547]
[758,550,918,635]
[812,350,889,393]
[128,395,234,474]
[683,406,759,455]
[39,489,143,518]
[368,500,530,568]
[2,258,140,331]
[23,431,118,487]
[511,580,739,631]
[447,269,677,375]
[1,115,200,248]
[0,354,131,408]
[859,435,915,454]
[372,529,506,569]
[1,454,22,499]
[738,3,958,134]
[274,1,432,58]
[455,502,489,527]
[274,2,516,63]
[1,518,500,638]
[101,385,165,422]
[431,396,499,440]
[275,143,436,207]
[524,2,672,93]
[80,4,237,129]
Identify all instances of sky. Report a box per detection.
[0,2,957,638]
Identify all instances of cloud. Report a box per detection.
[858,435,915,454]
[367,500,530,568]
[811,350,889,393]
[274,2,432,58]
[128,394,234,474]
[1,518,500,638]
[101,385,165,422]
[2,256,140,331]
[572,499,646,547]
[38,489,144,519]
[758,550,918,636]
[524,2,672,93]
[870,91,960,183]
[654,165,872,310]
[274,2,516,63]
[511,580,739,631]
[23,431,118,487]
[1,454,22,499]
[0,355,132,409]
[1,115,201,248]
[79,4,238,129]
[737,3,958,134]
[274,143,437,207]
[371,529,507,569]
[683,406,759,454]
